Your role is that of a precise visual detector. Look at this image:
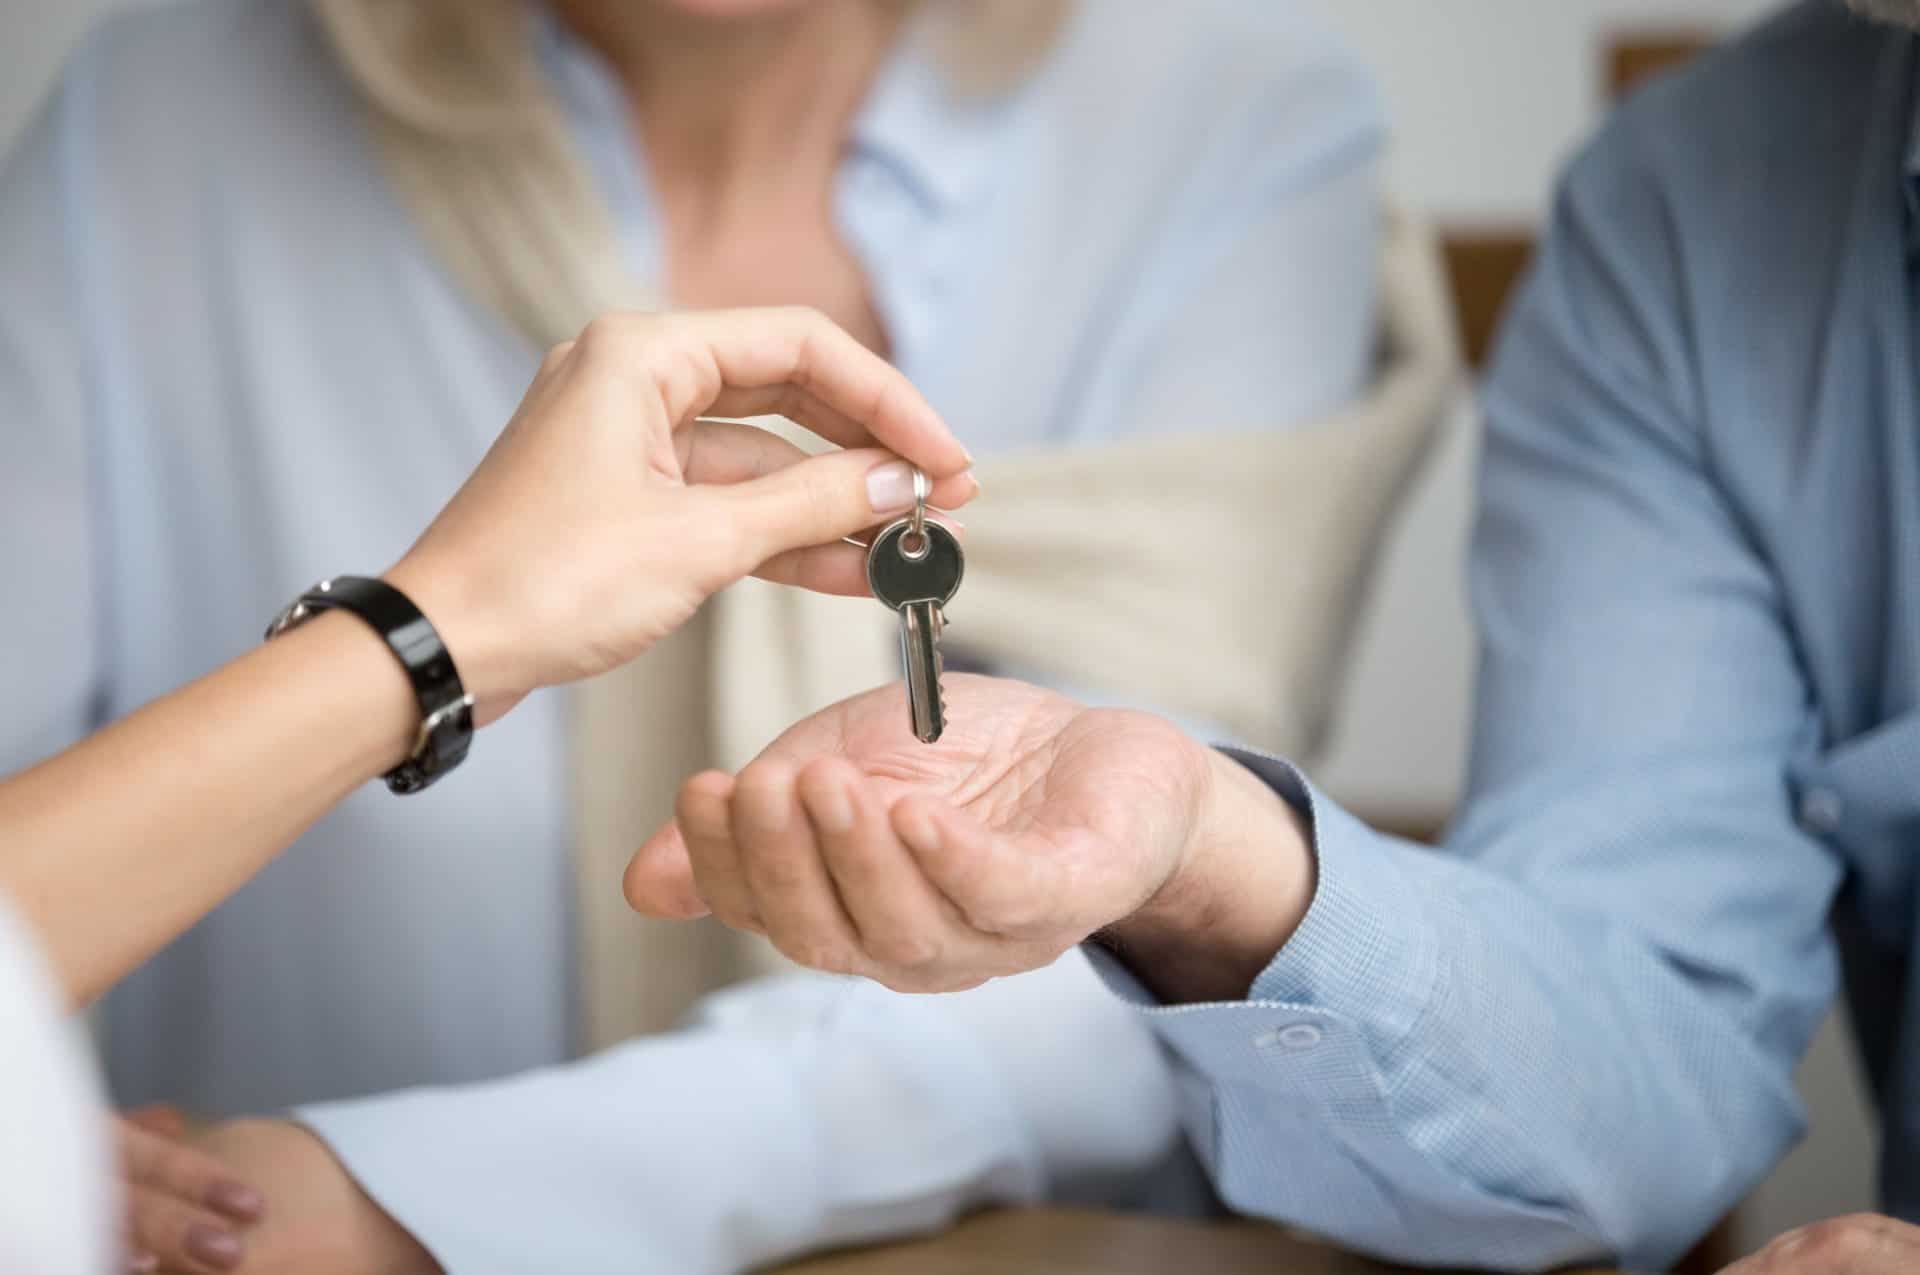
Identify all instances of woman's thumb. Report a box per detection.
[719,450,976,567]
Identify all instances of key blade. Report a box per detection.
[901,602,945,744]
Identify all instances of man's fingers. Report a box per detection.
[624,821,710,919]
[732,761,860,971]
[125,1186,246,1274]
[801,760,959,981]
[119,1122,265,1223]
[675,771,763,933]
[891,796,1057,939]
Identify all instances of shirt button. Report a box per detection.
[1255,1023,1323,1052]
[1799,788,1844,836]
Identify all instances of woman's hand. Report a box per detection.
[385,307,977,723]
[623,675,1314,997]
[115,1108,265,1273]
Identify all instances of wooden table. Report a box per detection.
[774,1207,1621,1275]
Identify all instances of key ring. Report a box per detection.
[902,467,931,559]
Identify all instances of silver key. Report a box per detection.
[867,474,964,743]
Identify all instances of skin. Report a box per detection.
[156,2,1920,1270]
[550,0,904,351]
[625,675,1315,1002]
[130,1,924,1266]
[0,304,973,1273]
[1716,1214,1920,1275]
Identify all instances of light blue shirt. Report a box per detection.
[0,0,1381,1131]
[1106,4,1920,1270]
[314,5,1920,1272]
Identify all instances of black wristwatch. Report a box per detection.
[264,576,474,794]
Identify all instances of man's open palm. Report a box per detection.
[625,675,1212,991]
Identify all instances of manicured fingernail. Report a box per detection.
[129,1252,159,1274]
[866,461,915,513]
[205,1180,265,1222]
[807,781,855,834]
[965,470,982,498]
[898,805,941,855]
[185,1224,244,1270]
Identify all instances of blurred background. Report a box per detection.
[0,0,1872,1256]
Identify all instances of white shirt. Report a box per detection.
[0,0,1381,1119]
[0,898,113,1275]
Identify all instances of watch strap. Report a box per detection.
[265,576,473,793]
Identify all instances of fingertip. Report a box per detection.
[797,755,860,790]
[203,1181,265,1224]
[796,758,863,833]
[734,758,796,794]
[891,794,950,858]
[688,769,737,797]
[122,1105,188,1140]
[675,770,735,825]
[927,470,979,510]
[624,825,709,918]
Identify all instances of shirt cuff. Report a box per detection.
[1086,748,1440,1080]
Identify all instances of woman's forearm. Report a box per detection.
[0,612,416,1005]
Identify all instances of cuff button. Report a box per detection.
[1255,1023,1323,1052]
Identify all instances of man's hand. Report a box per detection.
[178,1120,439,1275]
[1720,1214,1920,1274]
[118,1108,264,1273]
[625,675,1315,1000]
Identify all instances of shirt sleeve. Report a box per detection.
[0,74,107,777]
[0,896,115,1275]
[296,952,1187,1275]
[1089,118,1840,1274]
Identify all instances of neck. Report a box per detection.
[550,0,905,186]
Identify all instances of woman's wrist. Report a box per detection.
[282,612,424,778]
[381,556,518,711]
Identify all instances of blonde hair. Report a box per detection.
[313,0,1073,142]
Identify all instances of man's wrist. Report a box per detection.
[1104,747,1316,1004]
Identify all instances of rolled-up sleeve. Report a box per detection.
[1089,108,1840,1274]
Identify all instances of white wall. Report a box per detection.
[0,0,1878,1258]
